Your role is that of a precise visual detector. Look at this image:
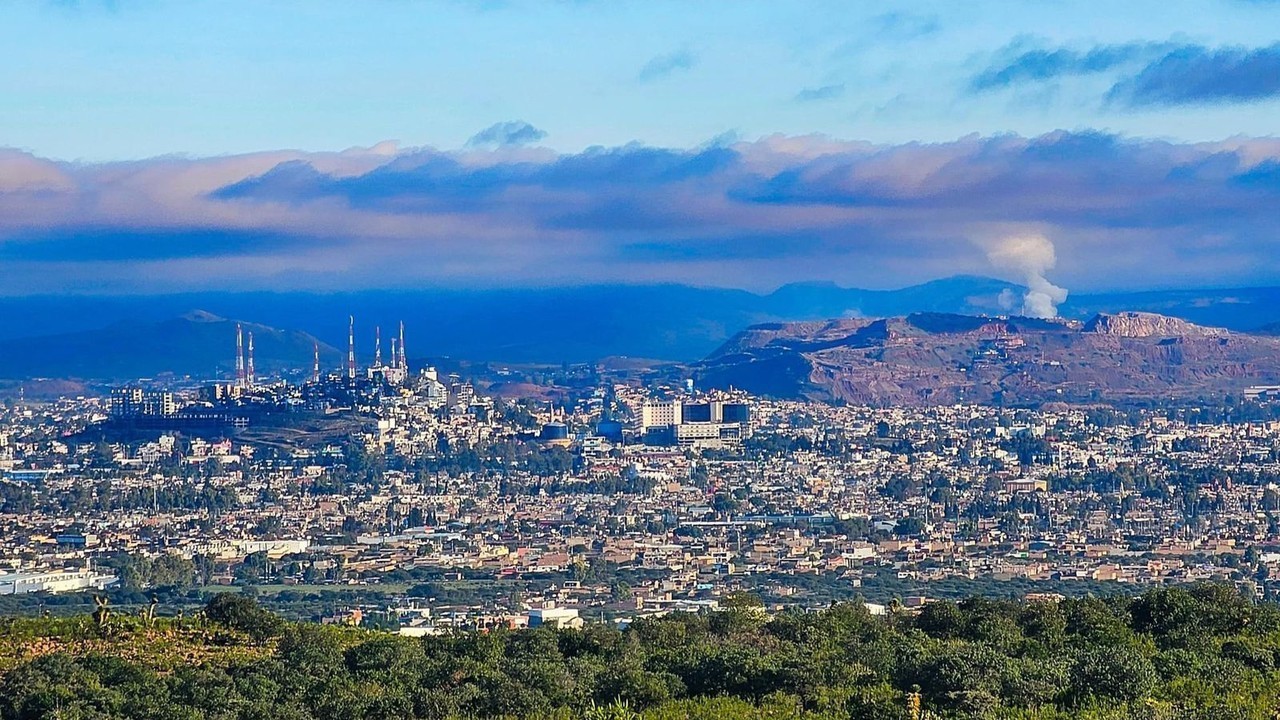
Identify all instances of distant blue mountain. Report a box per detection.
[1,277,1280,377]
[1060,287,1280,334]
[0,277,1021,371]
[0,311,336,381]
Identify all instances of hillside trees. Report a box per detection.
[3,585,1280,718]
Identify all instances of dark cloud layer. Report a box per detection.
[1,132,1279,294]
[1109,43,1280,106]
[974,40,1280,108]
[0,228,311,262]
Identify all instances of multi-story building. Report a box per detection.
[109,388,177,417]
[642,400,682,430]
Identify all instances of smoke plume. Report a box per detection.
[985,234,1069,318]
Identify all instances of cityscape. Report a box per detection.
[6,321,1280,627]
[6,1,1280,718]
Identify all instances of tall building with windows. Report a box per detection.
[641,400,682,430]
[109,387,145,417]
[109,387,177,417]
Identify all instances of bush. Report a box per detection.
[203,593,285,641]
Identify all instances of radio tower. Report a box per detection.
[312,342,320,383]
[374,326,382,367]
[246,332,256,387]
[347,316,357,380]
[398,321,407,370]
[394,320,404,368]
[235,323,246,388]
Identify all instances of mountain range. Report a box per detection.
[3,276,1280,380]
[696,311,1280,406]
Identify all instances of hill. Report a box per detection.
[1255,321,1280,337]
[0,311,339,381]
[697,311,1280,405]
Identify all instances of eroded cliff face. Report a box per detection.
[696,312,1280,405]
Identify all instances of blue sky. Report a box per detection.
[8,0,1280,159]
[2,0,1280,299]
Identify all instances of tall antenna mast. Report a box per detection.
[313,342,320,383]
[347,315,357,380]
[399,320,407,370]
[246,331,255,387]
[235,323,246,388]
[374,326,382,367]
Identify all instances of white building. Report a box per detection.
[527,602,582,629]
[0,569,118,595]
[641,401,682,430]
[188,539,310,560]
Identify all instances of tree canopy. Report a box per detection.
[2,584,1280,718]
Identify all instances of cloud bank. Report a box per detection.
[1109,43,1280,106]
[974,41,1280,107]
[1,131,1280,295]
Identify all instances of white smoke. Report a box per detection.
[984,234,1069,318]
[997,288,1018,312]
